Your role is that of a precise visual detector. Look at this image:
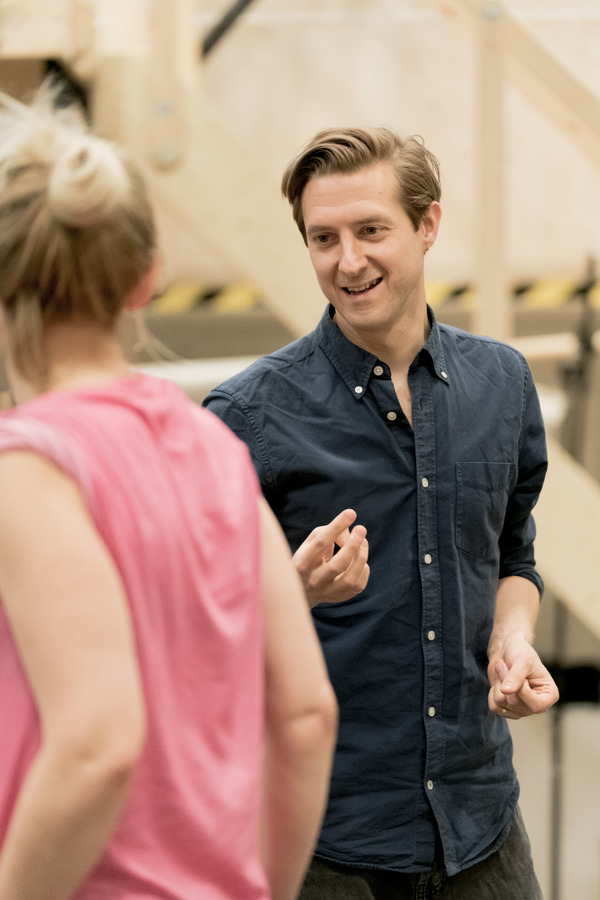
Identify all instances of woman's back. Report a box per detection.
[0,85,336,900]
[0,373,269,899]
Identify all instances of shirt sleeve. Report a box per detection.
[203,388,273,488]
[497,358,548,596]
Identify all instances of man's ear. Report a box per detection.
[123,254,162,311]
[421,201,442,250]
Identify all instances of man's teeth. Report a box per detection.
[345,278,381,295]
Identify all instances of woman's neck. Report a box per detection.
[10,323,130,404]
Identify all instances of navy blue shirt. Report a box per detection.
[203,306,547,876]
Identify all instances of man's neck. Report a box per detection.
[333,307,430,377]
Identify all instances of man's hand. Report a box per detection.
[292,509,370,608]
[487,637,559,720]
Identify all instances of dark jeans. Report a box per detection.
[299,807,543,900]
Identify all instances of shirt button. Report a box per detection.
[421,477,429,488]
[427,630,436,641]
[354,385,363,394]
[441,371,448,379]
[428,706,436,717]
[424,553,432,565]
[374,365,384,376]
[427,780,434,791]
[386,411,397,421]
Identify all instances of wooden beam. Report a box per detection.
[77,2,319,336]
[0,0,73,58]
[509,332,579,365]
[146,0,196,170]
[434,0,600,163]
[148,101,325,338]
[75,0,149,145]
[501,8,600,153]
[474,3,511,339]
[90,0,196,169]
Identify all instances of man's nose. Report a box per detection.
[338,237,366,275]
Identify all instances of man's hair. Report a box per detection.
[281,126,441,244]
[0,81,156,385]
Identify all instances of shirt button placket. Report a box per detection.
[414,375,442,803]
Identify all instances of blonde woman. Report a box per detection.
[0,86,337,900]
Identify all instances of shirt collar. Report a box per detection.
[316,304,451,400]
[422,306,451,385]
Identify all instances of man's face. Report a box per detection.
[301,161,439,342]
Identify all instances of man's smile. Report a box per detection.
[342,277,383,295]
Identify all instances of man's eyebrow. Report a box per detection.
[306,215,390,236]
[306,223,328,237]
[355,216,390,226]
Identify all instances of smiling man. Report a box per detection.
[203,127,558,899]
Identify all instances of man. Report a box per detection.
[204,127,559,898]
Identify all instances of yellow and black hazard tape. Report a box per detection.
[151,280,263,314]
[427,277,600,311]
[151,276,600,314]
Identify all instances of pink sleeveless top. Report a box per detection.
[0,374,270,899]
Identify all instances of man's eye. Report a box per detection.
[314,234,330,244]
[364,226,380,236]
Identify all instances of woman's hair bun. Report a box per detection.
[0,80,157,385]
[47,133,130,228]
[0,82,130,229]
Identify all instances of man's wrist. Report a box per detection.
[488,629,535,659]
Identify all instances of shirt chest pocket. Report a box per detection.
[455,462,516,560]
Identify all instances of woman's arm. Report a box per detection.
[259,498,338,900]
[0,451,146,900]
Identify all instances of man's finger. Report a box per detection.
[302,509,358,554]
[328,527,368,578]
[500,661,529,697]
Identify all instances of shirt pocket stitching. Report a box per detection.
[455,462,516,560]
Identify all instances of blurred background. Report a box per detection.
[0,1,599,897]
